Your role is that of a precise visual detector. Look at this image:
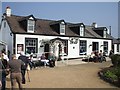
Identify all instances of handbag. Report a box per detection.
[0,60,9,76]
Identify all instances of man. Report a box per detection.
[18,52,29,84]
[48,53,56,67]
[9,54,24,90]
[0,53,9,90]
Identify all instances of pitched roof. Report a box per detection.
[5,14,110,39]
[6,15,79,36]
[85,25,102,38]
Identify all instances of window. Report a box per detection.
[117,44,119,52]
[25,38,38,54]
[27,20,35,32]
[103,30,107,38]
[80,25,84,36]
[60,22,65,35]
[103,41,108,53]
[64,40,68,55]
[92,42,99,52]
[80,40,87,55]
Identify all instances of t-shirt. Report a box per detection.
[9,59,24,73]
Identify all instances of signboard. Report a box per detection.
[17,44,23,54]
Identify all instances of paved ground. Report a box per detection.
[6,58,119,88]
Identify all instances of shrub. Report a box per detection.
[115,67,120,79]
[104,69,118,80]
[111,54,120,67]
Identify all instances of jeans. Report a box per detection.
[2,72,6,90]
[21,70,26,84]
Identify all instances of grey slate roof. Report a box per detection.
[5,14,112,39]
[85,26,102,38]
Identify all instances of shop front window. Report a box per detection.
[80,40,87,55]
[25,38,38,54]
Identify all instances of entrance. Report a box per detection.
[92,42,99,52]
[44,44,49,58]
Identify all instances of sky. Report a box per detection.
[1,1,119,38]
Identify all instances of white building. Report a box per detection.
[1,7,118,60]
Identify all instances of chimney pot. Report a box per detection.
[92,22,97,28]
[6,6,11,17]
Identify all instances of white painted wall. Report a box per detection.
[9,34,112,58]
[68,40,80,58]
[16,34,69,58]
[0,20,13,59]
[113,44,120,54]
[114,44,117,54]
[15,34,112,59]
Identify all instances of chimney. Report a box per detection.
[109,26,111,35]
[92,22,97,28]
[6,6,11,17]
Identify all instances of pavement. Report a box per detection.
[6,57,117,88]
[56,56,111,66]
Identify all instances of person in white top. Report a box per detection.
[40,53,49,67]
[89,51,95,62]
[1,51,9,62]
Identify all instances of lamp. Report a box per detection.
[89,44,92,47]
[100,45,104,47]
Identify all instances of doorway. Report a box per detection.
[44,44,49,59]
[92,42,99,52]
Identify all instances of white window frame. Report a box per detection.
[25,38,38,54]
[103,41,108,54]
[103,30,107,38]
[60,22,65,35]
[80,25,84,36]
[27,18,35,33]
[79,40,87,55]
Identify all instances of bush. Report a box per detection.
[115,67,120,79]
[111,54,120,67]
[104,69,118,80]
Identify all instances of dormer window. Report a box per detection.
[27,17,35,33]
[103,28,107,38]
[80,25,84,36]
[60,21,65,35]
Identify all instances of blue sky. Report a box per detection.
[1,2,118,38]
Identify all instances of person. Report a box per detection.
[48,53,56,67]
[0,80,2,89]
[1,50,9,62]
[109,49,114,58]
[28,55,36,70]
[0,53,9,90]
[0,61,2,89]
[40,53,49,67]
[94,51,99,62]
[89,51,95,62]
[18,52,29,84]
[98,50,103,63]
[9,54,24,90]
